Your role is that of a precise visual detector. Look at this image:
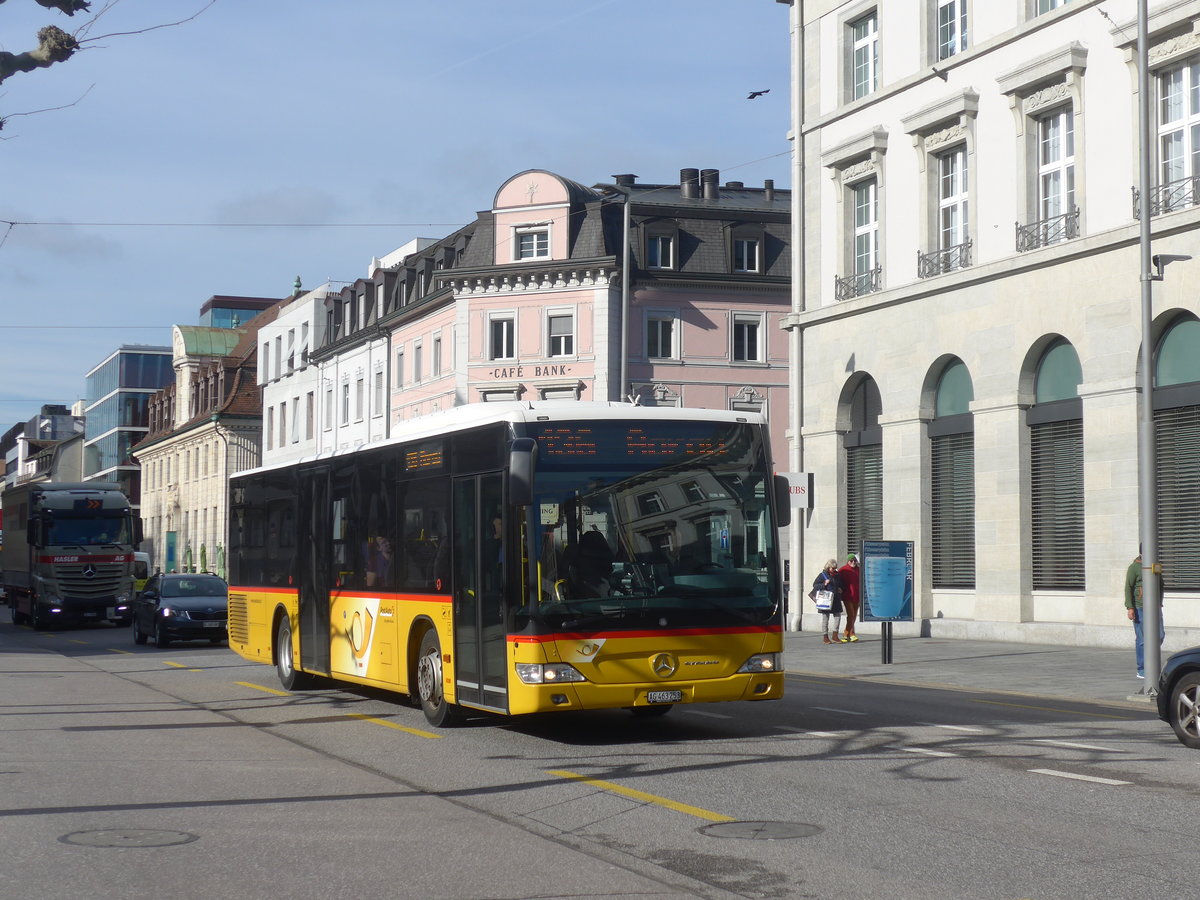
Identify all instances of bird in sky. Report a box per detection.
[747,89,770,100]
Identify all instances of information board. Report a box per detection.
[860,540,914,623]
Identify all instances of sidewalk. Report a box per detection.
[782,630,1159,709]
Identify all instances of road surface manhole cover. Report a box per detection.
[699,821,822,840]
[59,829,199,848]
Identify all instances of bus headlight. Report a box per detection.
[515,663,587,684]
[737,653,782,674]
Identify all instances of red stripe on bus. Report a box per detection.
[509,624,782,643]
[38,554,132,564]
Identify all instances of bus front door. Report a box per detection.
[452,472,508,713]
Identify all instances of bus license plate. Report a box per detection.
[647,690,682,704]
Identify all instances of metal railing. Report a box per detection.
[917,240,972,278]
[834,266,882,300]
[1015,208,1080,252]
[1132,176,1200,218]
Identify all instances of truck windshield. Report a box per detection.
[47,514,131,546]
[524,420,779,631]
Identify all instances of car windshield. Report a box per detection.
[523,420,780,630]
[161,576,228,598]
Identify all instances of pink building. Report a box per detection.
[315,167,791,457]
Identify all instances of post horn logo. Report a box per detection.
[652,653,678,678]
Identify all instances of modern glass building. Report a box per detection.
[198,295,278,330]
[83,345,173,506]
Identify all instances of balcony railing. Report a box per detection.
[1015,208,1080,252]
[917,240,972,278]
[1132,177,1200,219]
[834,266,882,300]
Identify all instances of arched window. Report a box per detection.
[930,359,975,588]
[1155,317,1200,590]
[844,376,882,556]
[1029,339,1084,589]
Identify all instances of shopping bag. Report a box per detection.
[814,589,834,611]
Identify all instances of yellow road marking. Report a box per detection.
[68,639,87,645]
[235,681,290,697]
[107,648,134,655]
[345,713,441,740]
[971,698,1132,720]
[548,769,735,823]
[162,661,189,669]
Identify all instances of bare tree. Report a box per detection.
[0,1,215,97]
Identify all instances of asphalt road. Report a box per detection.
[0,618,1191,900]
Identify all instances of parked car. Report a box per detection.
[1157,645,1200,748]
[133,573,228,649]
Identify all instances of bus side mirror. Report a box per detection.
[509,438,537,506]
[773,475,792,529]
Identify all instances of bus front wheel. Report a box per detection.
[275,615,317,691]
[416,629,458,727]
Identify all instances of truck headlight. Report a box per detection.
[737,653,782,674]
[515,663,587,684]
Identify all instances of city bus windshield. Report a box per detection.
[524,420,780,630]
[46,514,131,547]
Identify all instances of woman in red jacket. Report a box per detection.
[837,554,861,642]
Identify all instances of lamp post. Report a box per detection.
[1131,0,1195,691]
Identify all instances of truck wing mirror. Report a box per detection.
[133,518,144,546]
[509,438,537,507]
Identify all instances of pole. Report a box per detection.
[1136,0,1162,690]
[619,189,631,403]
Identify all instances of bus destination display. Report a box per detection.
[535,425,731,460]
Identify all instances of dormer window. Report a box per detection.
[515,227,549,260]
[734,237,761,273]
[647,234,674,269]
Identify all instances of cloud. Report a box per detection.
[0,210,123,259]
[213,187,348,226]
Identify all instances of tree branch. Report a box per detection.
[0,25,79,85]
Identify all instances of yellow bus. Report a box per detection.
[226,402,787,726]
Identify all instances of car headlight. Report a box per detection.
[515,662,587,684]
[737,653,782,674]
[160,606,190,619]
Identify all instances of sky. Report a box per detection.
[0,0,791,425]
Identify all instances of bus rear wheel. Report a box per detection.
[416,629,458,727]
[275,615,316,691]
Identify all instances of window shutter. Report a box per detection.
[931,432,975,588]
[846,443,882,555]
[1156,404,1200,590]
[1030,419,1084,589]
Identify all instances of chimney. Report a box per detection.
[701,168,719,200]
[725,181,744,189]
[764,179,775,203]
[613,173,637,187]
[680,168,700,199]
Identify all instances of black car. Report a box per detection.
[133,573,228,649]
[1157,645,1200,748]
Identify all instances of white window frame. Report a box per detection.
[733,237,760,273]
[1038,107,1075,222]
[548,312,574,358]
[290,396,300,444]
[413,341,423,382]
[732,313,764,363]
[490,317,515,361]
[646,311,677,360]
[1158,58,1200,193]
[340,382,350,426]
[324,386,333,431]
[646,234,673,270]
[266,408,275,451]
[851,11,879,101]
[373,370,384,418]
[853,177,880,278]
[432,335,442,376]
[938,145,969,250]
[936,0,967,61]
[514,226,550,261]
[395,347,405,389]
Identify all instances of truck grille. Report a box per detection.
[55,561,125,599]
[228,594,249,645]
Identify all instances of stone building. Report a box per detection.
[777,0,1200,645]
